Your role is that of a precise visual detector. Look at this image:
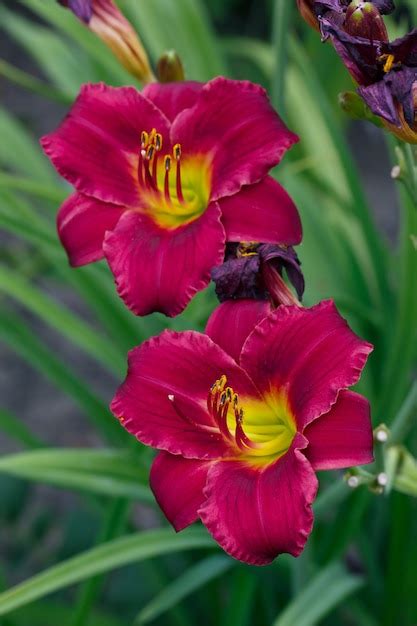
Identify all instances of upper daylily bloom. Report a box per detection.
[57,0,154,83]
[111,300,374,564]
[41,79,301,316]
[212,242,304,307]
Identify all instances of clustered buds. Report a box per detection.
[298,0,417,143]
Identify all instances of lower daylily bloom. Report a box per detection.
[57,0,154,83]
[41,79,301,316]
[111,300,374,564]
[211,242,304,307]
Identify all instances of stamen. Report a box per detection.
[141,131,149,148]
[379,53,396,73]
[145,145,156,189]
[173,143,185,204]
[148,128,157,144]
[152,134,162,183]
[164,155,172,203]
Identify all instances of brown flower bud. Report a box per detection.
[156,51,185,83]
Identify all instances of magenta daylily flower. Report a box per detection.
[111,300,374,564]
[41,79,301,316]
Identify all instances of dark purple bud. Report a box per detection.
[344,1,388,42]
[211,243,304,308]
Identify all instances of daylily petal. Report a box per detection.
[57,193,124,266]
[41,83,170,207]
[219,176,302,245]
[103,202,225,317]
[171,77,298,201]
[142,81,203,122]
[205,300,272,364]
[199,434,318,565]
[110,330,260,459]
[304,390,374,470]
[241,301,373,429]
[150,452,211,531]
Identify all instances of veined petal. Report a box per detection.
[150,452,211,531]
[142,81,203,122]
[103,202,225,317]
[304,390,374,470]
[110,330,260,459]
[171,77,298,201]
[219,176,302,245]
[241,301,373,430]
[205,300,272,364]
[41,83,170,207]
[57,193,124,266]
[199,434,318,565]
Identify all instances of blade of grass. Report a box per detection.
[0,265,125,376]
[135,555,233,624]
[0,310,127,444]
[0,448,150,500]
[0,409,44,449]
[273,562,364,626]
[271,0,293,115]
[0,527,215,616]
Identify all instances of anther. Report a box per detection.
[141,131,149,148]
[143,146,156,189]
[164,155,172,203]
[173,143,185,203]
[155,133,163,151]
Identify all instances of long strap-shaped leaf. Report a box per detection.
[273,561,364,626]
[0,528,215,616]
[135,555,234,624]
[0,448,151,501]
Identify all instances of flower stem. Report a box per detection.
[389,381,417,445]
[271,0,293,116]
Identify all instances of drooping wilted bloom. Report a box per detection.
[41,79,301,316]
[57,0,154,83]
[322,19,417,141]
[211,242,304,307]
[111,301,373,564]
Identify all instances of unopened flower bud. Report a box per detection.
[338,91,383,126]
[58,0,155,83]
[157,50,185,83]
[344,1,388,42]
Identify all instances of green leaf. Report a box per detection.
[120,0,226,80]
[0,448,151,501]
[0,409,43,449]
[136,555,233,624]
[0,310,126,444]
[273,562,364,626]
[0,107,55,182]
[0,265,125,376]
[0,6,92,96]
[0,528,215,616]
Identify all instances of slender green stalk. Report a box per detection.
[0,59,71,103]
[377,146,417,420]
[389,381,417,445]
[271,0,293,116]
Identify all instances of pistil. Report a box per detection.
[174,143,185,204]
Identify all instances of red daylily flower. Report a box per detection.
[41,79,301,316]
[111,300,374,564]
